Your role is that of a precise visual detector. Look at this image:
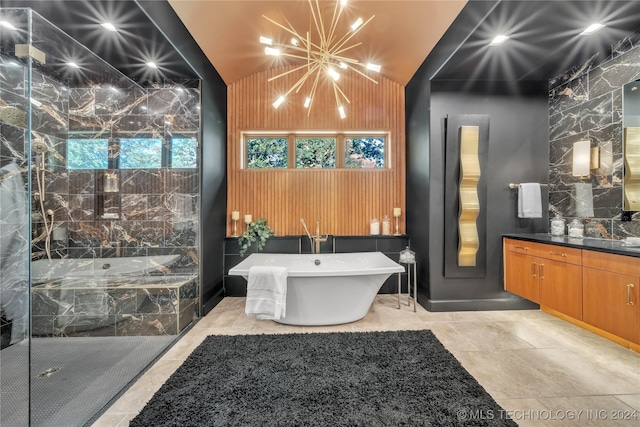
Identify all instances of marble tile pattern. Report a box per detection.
[92,295,640,427]
[548,30,640,239]
[1,53,201,338]
[31,276,198,337]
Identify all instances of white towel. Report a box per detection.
[245,266,288,320]
[518,183,542,218]
[573,183,594,218]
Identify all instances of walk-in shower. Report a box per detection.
[0,6,201,426]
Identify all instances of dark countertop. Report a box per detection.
[503,233,640,258]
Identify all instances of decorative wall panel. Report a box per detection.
[227,66,405,236]
[443,114,489,278]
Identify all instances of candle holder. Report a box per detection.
[393,207,401,236]
[244,215,252,232]
[231,210,240,237]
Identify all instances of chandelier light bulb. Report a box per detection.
[265,47,280,56]
[262,0,379,119]
[273,96,285,108]
[366,63,381,72]
[351,18,363,31]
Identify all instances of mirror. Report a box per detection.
[623,80,640,211]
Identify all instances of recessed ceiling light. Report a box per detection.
[0,21,17,30]
[489,35,509,46]
[66,62,80,69]
[101,22,117,32]
[580,23,604,35]
[146,62,158,69]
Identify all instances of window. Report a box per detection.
[345,137,385,168]
[295,138,336,168]
[241,132,388,169]
[171,137,198,168]
[67,138,109,169]
[119,138,162,169]
[247,137,287,168]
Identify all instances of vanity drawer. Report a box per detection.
[504,238,540,256]
[537,244,582,265]
[582,250,640,277]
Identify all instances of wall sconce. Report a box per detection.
[590,146,600,170]
[572,140,591,177]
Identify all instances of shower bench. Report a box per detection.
[32,275,198,337]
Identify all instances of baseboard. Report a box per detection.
[202,288,225,315]
[419,295,539,312]
[541,306,640,353]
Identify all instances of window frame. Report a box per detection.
[66,133,199,170]
[240,131,391,170]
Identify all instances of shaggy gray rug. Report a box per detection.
[130,330,517,426]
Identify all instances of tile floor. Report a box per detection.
[92,295,640,426]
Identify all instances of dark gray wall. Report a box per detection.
[426,82,549,310]
[406,0,548,311]
[137,1,227,314]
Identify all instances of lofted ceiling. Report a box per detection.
[3,1,640,88]
[167,0,468,86]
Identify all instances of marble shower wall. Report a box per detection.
[1,54,201,274]
[548,30,640,239]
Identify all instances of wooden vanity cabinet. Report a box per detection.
[582,250,640,345]
[536,245,582,320]
[503,239,541,303]
[504,237,640,351]
[504,238,582,318]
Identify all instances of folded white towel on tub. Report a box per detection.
[245,266,288,320]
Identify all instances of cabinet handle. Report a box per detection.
[531,262,536,277]
[514,245,528,250]
[628,284,635,306]
[549,251,567,257]
[539,264,544,279]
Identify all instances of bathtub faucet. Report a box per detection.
[312,220,328,254]
[300,219,327,254]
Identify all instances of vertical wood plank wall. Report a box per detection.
[227,65,406,236]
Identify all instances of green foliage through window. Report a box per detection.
[171,137,198,168]
[67,139,109,169]
[295,138,336,168]
[247,138,287,168]
[345,137,385,168]
[119,138,162,169]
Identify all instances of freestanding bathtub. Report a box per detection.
[228,252,405,326]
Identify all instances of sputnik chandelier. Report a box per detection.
[260,0,380,119]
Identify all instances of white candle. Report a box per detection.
[370,219,380,235]
[231,210,240,220]
[393,207,401,217]
[244,214,252,224]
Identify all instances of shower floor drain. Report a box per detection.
[38,367,60,378]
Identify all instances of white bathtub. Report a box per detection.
[228,252,405,326]
[31,254,181,283]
